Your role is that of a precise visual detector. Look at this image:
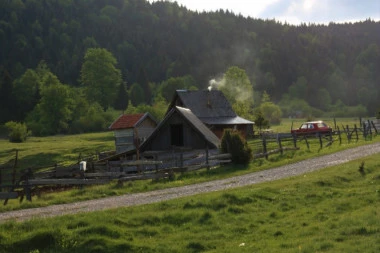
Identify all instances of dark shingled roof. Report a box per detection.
[167,90,254,125]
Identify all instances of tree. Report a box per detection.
[12,69,41,120]
[158,75,196,102]
[27,83,73,136]
[0,69,13,123]
[219,66,253,105]
[5,121,29,142]
[129,83,145,106]
[80,48,122,111]
[288,76,308,100]
[221,129,252,165]
[114,82,129,112]
[137,66,151,104]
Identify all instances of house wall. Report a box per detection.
[114,129,134,153]
[114,117,157,153]
[144,113,211,151]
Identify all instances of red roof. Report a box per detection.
[109,113,145,130]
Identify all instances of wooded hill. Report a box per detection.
[0,0,379,125]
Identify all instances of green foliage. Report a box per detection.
[73,103,114,133]
[137,66,151,105]
[253,110,270,130]
[219,66,253,105]
[80,48,122,111]
[129,83,145,107]
[158,75,196,102]
[26,82,73,136]
[4,121,29,142]
[221,129,252,165]
[113,82,129,111]
[259,102,282,124]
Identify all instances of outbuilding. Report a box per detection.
[109,113,157,153]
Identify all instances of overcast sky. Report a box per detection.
[148,0,380,25]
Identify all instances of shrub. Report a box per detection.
[221,129,252,165]
[4,121,30,142]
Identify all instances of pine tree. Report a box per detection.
[137,66,151,105]
[114,82,129,112]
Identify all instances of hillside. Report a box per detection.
[0,0,379,125]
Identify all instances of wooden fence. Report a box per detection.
[0,148,231,204]
[249,120,378,159]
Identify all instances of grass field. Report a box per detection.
[0,154,379,253]
[0,118,378,213]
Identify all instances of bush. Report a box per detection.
[4,121,30,142]
[221,129,252,165]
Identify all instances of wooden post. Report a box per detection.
[24,168,32,202]
[371,121,378,134]
[337,126,342,145]
[368,120,372,137]
[262,136,268,160]
[346,125,351,142]
[334,118,337,130]
[12,150,18,186]
[206,144,210,170]
[292,134,297,148]
[354,124,359,142]
[155,154,159,172]
[277,134,283,155]
[318,132,323,149]
[304,136,309,150]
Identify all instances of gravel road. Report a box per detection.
[1,142,380,223]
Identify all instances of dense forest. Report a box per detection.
[0,0,379,136]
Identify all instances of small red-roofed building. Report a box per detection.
[109,113,157,153]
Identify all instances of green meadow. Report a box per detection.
[0,117,378,213]
[0,153,379,253]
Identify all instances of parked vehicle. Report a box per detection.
[291,121,332,136]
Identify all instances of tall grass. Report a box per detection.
[0,154,379,252]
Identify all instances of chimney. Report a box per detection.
[207,88,212,108]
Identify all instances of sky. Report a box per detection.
[148,0,380,25]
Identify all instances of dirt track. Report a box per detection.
[1,142,380,223]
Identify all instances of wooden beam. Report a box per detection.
[0,192,18,199]
[26,179,110,185]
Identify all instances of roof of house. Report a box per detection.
[108,113,155,130]
[167,90,254,125]
[140,106,220,150]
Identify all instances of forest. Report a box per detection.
[0,0,379,137]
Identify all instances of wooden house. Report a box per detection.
[167,89,254,138]
[140,106,220,151]
[109,113,157,153]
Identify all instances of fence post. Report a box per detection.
[371,121,378,134]
[318,132,322,149]
[368,120,372,138]
[206,145,210,170]
[337,126,342,145]
[303,136,309,150]
[277,134,283,155]
[262,136,268,160]
[346,125,351,142]
[292,134,297,148]
[354,124,359,142]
